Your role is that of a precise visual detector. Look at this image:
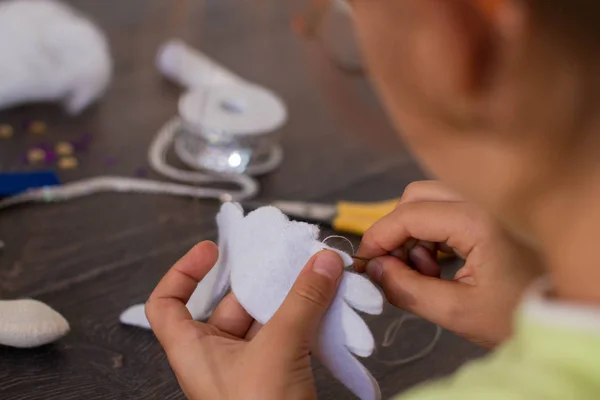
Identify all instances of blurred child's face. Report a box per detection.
[350,0,590,234]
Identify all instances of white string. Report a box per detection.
[322,235,356,254]
[375,313,443,366]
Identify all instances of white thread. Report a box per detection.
[376,313,442,366]
[322,235,356,255]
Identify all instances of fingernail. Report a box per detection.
[313,251,344,281]
[366,260,383,283]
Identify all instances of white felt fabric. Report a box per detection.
[221,203,383,400]
[120,203,383,400]
[119,206,234,328]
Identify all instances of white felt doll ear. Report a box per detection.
[317,340,381,400]
[315,242,384,315]
[119,304,151,329]
[120,203,242,329]
[185,202,243,318]
[337,298,376,357]
[316,293,382,400]
[341,272,384,315]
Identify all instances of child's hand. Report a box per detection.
[145,242,345,400]
[356,181,543,348]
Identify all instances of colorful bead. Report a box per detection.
[58,156,79,170]
[0,124,14,139]
[28,121,47,135]
[27,148,47,164]
[55,141,74,156]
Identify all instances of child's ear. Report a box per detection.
[411,0,496,102]
[349,0,523,132]
[419,0,529,94]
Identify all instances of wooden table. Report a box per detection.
[0,1,485,398]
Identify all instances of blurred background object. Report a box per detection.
[295,0,363,71]
[320,0,363,72]
[0,0,112,114]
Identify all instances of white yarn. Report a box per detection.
[376,313,442,366]
[0,0,112,114]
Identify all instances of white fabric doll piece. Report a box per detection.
[224,203,383,400]
[120,207,234,329]
[0,0,112,114]
[0,299,70,348]
[121,203,383,400]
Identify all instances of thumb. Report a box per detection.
[260,250,344,351]
[367,255,472,330]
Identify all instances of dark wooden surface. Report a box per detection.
[0,1,486,399]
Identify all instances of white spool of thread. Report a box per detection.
[154,39,288,177]
[175,86,287,174]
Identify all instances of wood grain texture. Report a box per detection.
[0,0,485,398]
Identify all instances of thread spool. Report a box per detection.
[156,39,288,177]
[174,85,286,175]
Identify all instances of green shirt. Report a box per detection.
[398,279,600,400]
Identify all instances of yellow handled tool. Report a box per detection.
[332,199,399,236]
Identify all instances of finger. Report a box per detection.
[362,240,438,273]
[454,265,477,285]
[208,293,254,338]
[399,181,464,205]
[259,251,343,352]
[245,320,263,340]
[367,255,472,329]
[439,242,456,254]
[408,244,441,277]
[356,201,483,268]
[146,241,219,349]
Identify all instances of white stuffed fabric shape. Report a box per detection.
[121,203,383,400]
[0,299,69,348]
[223,203,383,400]
[0,0,112,114]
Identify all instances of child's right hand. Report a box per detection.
[355,181,543,348]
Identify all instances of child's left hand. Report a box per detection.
[145,242,345,400]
